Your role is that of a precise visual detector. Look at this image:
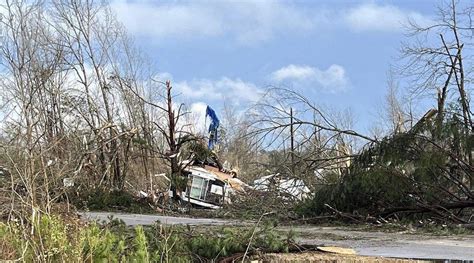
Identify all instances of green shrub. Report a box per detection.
[1,215,125,262]
[81,222,126,262]
[129,226,150,262]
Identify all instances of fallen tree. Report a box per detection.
[298,112,473,223]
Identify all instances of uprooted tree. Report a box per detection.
[303,110,473,223]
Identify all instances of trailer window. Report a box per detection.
[189,176,208,200]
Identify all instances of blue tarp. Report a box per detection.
[206,106,219,150]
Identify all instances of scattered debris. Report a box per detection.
[63,178,74,187]
[253,173,310,201]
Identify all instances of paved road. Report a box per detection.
[81,212,474,261]
[292,226,474,261]
[80,211,243,226]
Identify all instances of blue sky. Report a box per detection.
[111,0,439,133]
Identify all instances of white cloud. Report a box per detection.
[175,77,261,102]
[189,102,208,134]
[271,64,349,93]
[111,1,433,44]
[271,64,317,82]
[154,72,173,82]
[154,72,262,104]
[111,0,318,45]
[345,3,432,32]
[111,1,223,39]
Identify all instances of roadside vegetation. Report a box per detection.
[1,215,296,262]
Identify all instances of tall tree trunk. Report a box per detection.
[166,81,180,200]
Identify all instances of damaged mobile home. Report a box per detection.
[181,160,247,209]
[170,106,248,209]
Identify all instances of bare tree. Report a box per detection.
[218,101,255,179]
[400,0,474,189]
[401,0,473,137]
[0,0,164,216]
[247,87,373,189]
[143,80,200,200]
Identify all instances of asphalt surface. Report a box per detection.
[293,226,474,261]
[81,212,474,261]
[80,211,242,226]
